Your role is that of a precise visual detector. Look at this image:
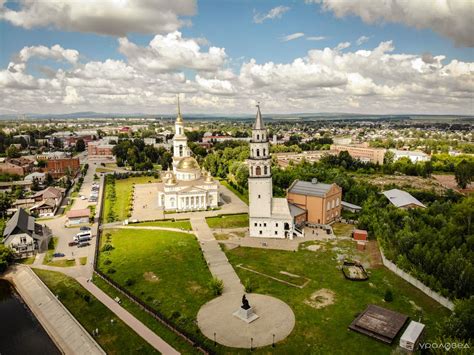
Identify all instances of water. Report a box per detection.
[0,279,61,355]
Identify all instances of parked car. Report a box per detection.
[80,226,91,231]
[68,241,78,247]
[80,196,87,200]
[77,241,90,248]
[52,252,65,257]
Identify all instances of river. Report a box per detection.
[0,279,61,355]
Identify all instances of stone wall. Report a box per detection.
[380,249,454,311]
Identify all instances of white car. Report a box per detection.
[80,196,87,200]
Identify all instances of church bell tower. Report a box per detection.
[248,104,272,218]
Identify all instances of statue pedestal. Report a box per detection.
[233,306,259,323]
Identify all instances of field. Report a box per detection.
[97,228,216,345]
[332,222,355,238]
[33,269,157,354]
[103,176,160,222]
[224,240,450,354]
[129,219,192,231]
[206,213,249,229]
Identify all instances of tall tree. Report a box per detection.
[455,160,474,189]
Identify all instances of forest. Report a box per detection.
[112,139,172,171]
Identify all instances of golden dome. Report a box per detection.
[177,157,199,171]
[165,176,177,185]
[176,114,183,124]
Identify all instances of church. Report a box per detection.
[157,100,219,212]
[248,105,304,239]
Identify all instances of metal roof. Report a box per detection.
[3,208,34,238]
[288,180,333,197]
[400,321,425,343]
[289,203,306,217]
[382,189,425,208]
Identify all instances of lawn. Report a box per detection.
[33,269,157,354]
[79,256,88,265]
[129,219,192,231]
[46,259,76,267]
[206,213,249,229]
[332,222,355,238]
[17,256,35,264]
[223,240,451,354]
[103,176,160,222]
[97,228,216,347]
[42,237,58,264]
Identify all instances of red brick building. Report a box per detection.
[87,141,114,156]
[46,158,80,178]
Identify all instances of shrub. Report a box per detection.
[107,268,116,274]
[83,294,91,303]
[125,278,135,286]
[171,311,181,319]
[101,243,114,252]
[209,277,224,296]
[384,289,393,302]
[103,259,112,265]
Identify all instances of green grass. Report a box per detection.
[103,176,160,222]
[96,168,115,173]
[224,240,451,354]
[332,223,355,238]
[220,180,249,204]
[33,269,157,355]
[206,213,249,229]
[79,256,87,265]
[17,256,35,264]
[97,228,217,347]
[42,237,58,264]
[93,276,200,354]
[46,259,76,267]
[129,219,192,231]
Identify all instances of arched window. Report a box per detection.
[263,148,266,156]
[250,166,253,175]
[179,145,183,157]
[332,200,335,208]
[264,166,268,175]
[327,202,330,211]
[256,149,260,157]
[256,166,261,176]
[257,134,260,140]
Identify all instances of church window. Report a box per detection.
[264,223,266,227]
[257,134,260,140]
[275,231,278,235]
[258,194,261,198]
[254,223,257,226]
[259,230,262,235]
[256,149,260,157]
[179,145,183,157]
[276,223,278,227]
[263,148,266,156]
[256,166,261,176]
[264,166,268,175]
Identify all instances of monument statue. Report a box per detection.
[241,294,250,310]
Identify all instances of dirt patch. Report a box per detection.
[143,271,160,283]
[367,240,383,268]
[188,281,203,293]
[279,271,301,278]
[304,289,335,309]
[307,244,322,252]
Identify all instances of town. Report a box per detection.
[0,1,473,354]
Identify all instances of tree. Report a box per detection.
[75,138,86,152]
[52,137,63,149]
[440,297,474,341]
[383,151,395,165]
[455,160,474,189]
[0,192,11,218]
[0,245,14,273]
[6,145,20,158]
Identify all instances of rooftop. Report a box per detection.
[288,179,333,197]
[382,188,425,208]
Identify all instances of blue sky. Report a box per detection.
[0,0,472,114]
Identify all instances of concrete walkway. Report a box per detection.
[117,225,194,234]
[190,217,243,294]
[191,217,295,349]
[6,265,105,355]
[77,277,180,355]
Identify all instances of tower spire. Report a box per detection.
[253,102,265,129]
[177,94,181,116]
[176,94,183,123]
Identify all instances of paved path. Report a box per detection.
[117,225,194,234]
[77,277,180,355]
[190,217,243,294]
[6,265,105,355]
[191,217,296,348]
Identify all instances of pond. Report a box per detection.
[0,279,61,355]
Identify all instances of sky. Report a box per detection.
[0,0,473,115]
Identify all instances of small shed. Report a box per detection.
[400,321,425,351]
[341,201,362,213]
[66,209,90,225]
[353,229,368,241]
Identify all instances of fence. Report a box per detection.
[380,249,454,311]
[94,173,212,354]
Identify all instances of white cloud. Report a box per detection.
[307,36,326,41]
[334,42,351,51]
[18,44,79,64]
[281,32,305,42]
[0,0,196,36]
[118,31,227,72]
[309,0,474,47]
[0,34,472,115]
[356,36,370,46]
[253,5,290,23]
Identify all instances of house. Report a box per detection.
[8,157,35,174]
[0,161,25,176]
[87,140,114,157]
[24,172,46,183]
[46,158,80,178]
[287,179,342,225]
[400,321,425,351]
[66,209,90,225]
[2,208,52,259]
[382,189,425,209]
[30,186,65,216]
[341,201,362,213]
